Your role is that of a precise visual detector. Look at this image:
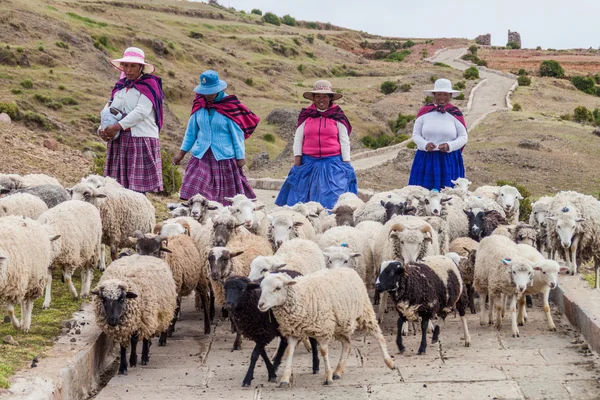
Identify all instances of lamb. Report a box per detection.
[187,194,222,225]
[228,194,270,236]
[448,237,479,314]
[375,257,470,355]
[492,223,537,247]
[92,255,177,375]
[167,203,190,218]
[0,193,48,219]
[131,228,211,335]
[0,173,60,193]
[529,196,554,255]
[224,274,319,387]
[464,209,507,241]
[81,174,123,189]
[473,235,535,337]
[13,184,70,208]
[546,191,600,285]
[70,182,155,263]
[267,209,315,251]
[38,200,103,309]
[257,268,395,386]
[516,244,569,330]
[473,185,523,224]
[248,238,325,281]
[318,226,374,286]
[441,178,472,200]
[0,216,59,331]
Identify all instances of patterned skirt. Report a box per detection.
[408,150,465,191]
[104,130,163,193]
[275,154,357,210]
[179,149,256,205]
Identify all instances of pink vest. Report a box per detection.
[301,116,341,158]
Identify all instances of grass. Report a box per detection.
[0,269,102,389]
[66,12,107,27]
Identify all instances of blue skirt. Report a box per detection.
[408,150,465,191]
[275,155,357,210]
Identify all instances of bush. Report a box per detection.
[60,97,78,105]
[506,41,521,49]
[386,50,411,62]
[407,141,417,149]
[496,180,531,222]
[536,46,542,50]
[297,64,304,73]
[434,62,451,68]
[160,150,182,195]
[453,81,466,90]
[403,40,415,48]
[463,66,479,80]
[262,12,280,26]
[389,113,415,132]
[593,108,600,125]
[306,34,315,44]
[559,113,572,121]
[430,75,438,83]
[293,38,301,46]
[90,153,106,175]
[317,33,326,40]
[55,41,69,49]
[539,60,564,78]
[596,86,600,97]
[38,45,44,52]
[518,69,528,76]
[168,70,175,78]
[263,133,275,142]
[571,76,596,94]
[423,95,433,104]
[399,83,412,92]
[517,75,531,86]
[251,8,262,15]
[281,14,296,26]
[594,74,600,84]
[11,88,22,94]
[33,93,52,104]
[245,77,253,86]
[23,111,52,130]
[189,31,204,40]
[475,59,488,67]
[0,102,19,119]
[512,103,522,111]
[20,79,33,89]
[360,133,409,149]
[468,45,478,55]
[455,93,465,100]
[305,51,316,59]
[58,84,65,90]
[380,81,398,95]
[573,106,593,123]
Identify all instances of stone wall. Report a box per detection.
[475,34,491,46]
[508,30,521,47]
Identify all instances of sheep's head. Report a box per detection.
[129,230,171,258]
[546,209,585,249]
[212,214,244,247]
[375,260,406,293]
[421,190,452,216]
[389,223,433,263]
[268,214,303,251]
[464,208,495,240]
[332,205,355,227]
[451,178,472,192]
[323,246,361,270]
[514,224,536,247]
[503,256,534,294]
[444,252,465,268]
[497,186,523,214]
[0,175,23,193]
[532,260,569,290]
[229,198,264,230]
[69,182,107,204]
[208,247,244,281]
[91,281,137,327]
[257,273,296,312]
[248,256,286,281]
[81,174,106,189]
[188,194,219,221]
[381,201,415,222]
[156,220,191,238]
[224,276,260,312]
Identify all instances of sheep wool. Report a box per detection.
[0,193,48,219]
[248,238,325,281]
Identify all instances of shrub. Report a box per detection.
[90,153,106,175]
[98,35,109,47]
[468,45,478,55]
[559,113,572,121]
[407,141,417,149]
[475,59,488,66]
[33,93,52,104]
[386,50,411,62]
[360,133,409,149]
[430,75,438,83]
[421,49,428,58]
[66,12,107,26]
[297,64,304,73]
[463,66,479,80]
[160,150,182,195]
[380,81,398,95]
[262,12,280,26]
[47,101,63,110]
[573,106,593,123]
[389,113,415,132]
[593,108,600,125]
[60,97,78,105]
[403,40,415,48]
[189,31,204,40]
[455,93,465,100]
[251,8,262,15]
[55,41,69,49]
[434,62,451,68]
[536,46,542,50]
[453,81,466,90]
[496,180,531,222]
[512,103,522,111]
[461,53,477,62]
[293,38,301,46]
[16,47,23,53]
[423,95,433,104]
[539,60,564,78]
[594,74,600,84]
[11,88,22,95]
[281,14,296,26]
[506,41,521,49]
[87,114,100,124]
[58,84,65,90]
[317,33,326,41]
[168,70,175,78]
[517,75,531,86]
[263,133,275,142]
[518,69,528,76]
[0,102,18,119]
[571,76,596,94]
[306,34,315,44]
[245,77,253,86]
[399,83,412,92]
[23,111,52,130]
[305,51,316,59]
[596,86,600,97]
[38,45,44,52]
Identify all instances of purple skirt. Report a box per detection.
[104,130,163,193]
[179,149,256,205]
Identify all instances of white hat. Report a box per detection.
[303,80,342,101]
[424,78,462,98]
[110,47,156,75]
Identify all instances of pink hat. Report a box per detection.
[110,47,155,74]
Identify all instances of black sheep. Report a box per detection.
[224,274,319,387]
[381,201,417,222]
[375,260,469,355]
[464,209,507,241]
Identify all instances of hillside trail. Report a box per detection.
[351,47,516,171]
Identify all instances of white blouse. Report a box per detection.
[103,87,159,138]
[412,111,468,152]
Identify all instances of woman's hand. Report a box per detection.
[99,123,122,141]
[438,143,450,152]
[173,150,187,165]
[425,142,436,151]
[293,156,302,167]
[236,159,246,168]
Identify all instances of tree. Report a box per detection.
[250,8,262,15]
[539,60,564,78]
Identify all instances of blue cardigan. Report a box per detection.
[180,93,245,161]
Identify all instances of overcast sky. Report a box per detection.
[209,0,600,49]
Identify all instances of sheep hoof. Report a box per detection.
[324,379,333,385]
[518,322,524,327]
[549,327,557,332]
[333,374,341,380]
[312,368,319,374]
[242,382,251,387]
[268,376,278,383]
[279,381,289,388]
[431,338,438,344]
[465,342,470,348]
[141,360,148,366]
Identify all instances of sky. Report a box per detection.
[204,0,600,49]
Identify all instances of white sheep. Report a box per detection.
[0,216,59,331]
[463,195,506,217]
[473,185,522,224]
[492,223,537,247]
[441,178,472,200]
[529,196,554,256]
[248,238,325,281]
[422,216,449,255]
[257,268,395,386]
[187,194,222,225]
[0,193,48,219]
[354,191,401,224]
[473,235,535,337]
[267,209,315,251]
[354,220,383,254]
[0,173,61,192]
[289,203,324,233]
[38,200,103,309]
[227,194,270,237]
[81,174,123,189]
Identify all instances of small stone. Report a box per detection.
[251,151,270,170]
[0,113,11,124]
[83,150,95,159]
[581,343,589,351]
[33,356,39,363]
[3,316,10,324]
[70,338,76,343]
[43,138,59,151]
[518,139,541,150]
[423,384,427,388]
[75,329,81,335]
[3,335,19,346]
[593,127,600,137]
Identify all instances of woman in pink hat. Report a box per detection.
[275,80,356,210]
[98,47,165,194]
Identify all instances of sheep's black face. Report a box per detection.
[135,237,162,257]
[375,261,405,293]
[224,278,251,311]
[213,223,231,247]
[464,210,484,239]
[97,290,137,327]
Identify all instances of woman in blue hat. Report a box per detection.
[174,70,260,205]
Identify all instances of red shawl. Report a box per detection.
[191,94,260,139]
[297,103,352,135]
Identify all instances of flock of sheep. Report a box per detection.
[1,172,600,388]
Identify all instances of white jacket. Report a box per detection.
[103,87,159,138]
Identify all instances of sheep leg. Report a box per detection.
[7,304,20,330]
[372,324,395,370]
[308,337,320,373]
[517,297,526,326]
[396,314,406,353]
[332,336,351,380]
[43,268,53,309]
[261,348,278,383]
[510,295,520,337]
[542,288,556,331]
[488,294,495,325]
[110,243,118,261]
[526,294,533,308]
[478,291,488,326]
[301,337,312,353]
[458,304,471,347]
[209,288,215,321]
[279,336,298,388]
[494,295,504,331]
[501,294,507,319]
[129,334,139,367]
[319,339,334,385]
[232,331,242,351]
[80,267,92,299]
[118,345,128,375]
[242,342,265,387]
[431,323,441,344]
[467,284,477,314]
[272,337,288,372]
[570,237,580,275]
[200,290,211,335]
[168,296,182,338]
[141,338,151,365]
[98,245,107,271]
[377,292,389,323]
[373,289,380,305]
[64,272,79,300]
[22,299,33,332]
[595,256,600,290]
[417,316,429,355]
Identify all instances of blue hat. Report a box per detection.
[194,70,227,95]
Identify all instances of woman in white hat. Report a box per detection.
[275,80,356,210]
[99,47,165,194]
[408,78,468,190]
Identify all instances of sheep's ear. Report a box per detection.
[507,226,515,235]
[285,280,297,287]
[224,197,234,203]
[293,221,304,228]
[559,266,570,273]
[546,216,557,222]
[267,215,274,223]
[380,200,386,207]
[451,179,457,184]
[207,205,219,211]
[517,193,524,200]
[128,237,138,244]
[95,193,108,199]
[351,253,362,258]
[575,218,585,223]
[246,283,260,290]
[533,265,543,271]
[230,251,244,258]
[254,204,266,211]
[463,209,472,216]
[134,230,145,239]
[441,197,453,203]
[308,213,318,218]
[49,235,61,242]
[90,289,101,297]
[125,292,138,299]
[160,247,173,254]
[234,222,245,228]
[66,188,73,197]
[273,263,287,270]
